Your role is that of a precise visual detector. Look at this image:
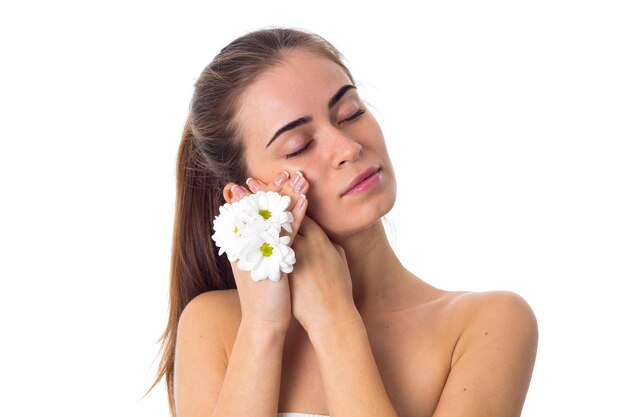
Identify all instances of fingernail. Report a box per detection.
[289,170,303,186]
[295,176,306,192]
[231,185,245,199]
[274,171,289,186]
[296,194,307,210]
[246,177,261,192]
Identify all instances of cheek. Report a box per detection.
[297,169,332,217]
[245,153,283,184]
[301,182,342,233]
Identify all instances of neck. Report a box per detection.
[334,219,412,314]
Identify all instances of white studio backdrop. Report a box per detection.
[0,1,624,416]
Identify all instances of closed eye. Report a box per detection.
[285,109,365,159]
[285,140,313,159]
[339,109,366,124]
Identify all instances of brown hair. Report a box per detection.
[148,27,355,416]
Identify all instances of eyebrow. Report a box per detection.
[265,84,356,149]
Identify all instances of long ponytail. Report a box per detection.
[148,119,238,413]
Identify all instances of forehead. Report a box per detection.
[235,51,353,141]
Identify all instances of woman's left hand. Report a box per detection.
[288,215,360,335]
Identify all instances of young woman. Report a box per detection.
[153,28,538,417]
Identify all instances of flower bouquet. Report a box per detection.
[212,190,296,281]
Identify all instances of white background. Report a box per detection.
[1,1,624,416]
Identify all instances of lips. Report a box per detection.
[341,166,381,196]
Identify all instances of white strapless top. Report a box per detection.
[278,413,329,417]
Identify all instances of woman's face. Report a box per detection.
[235,50,396,239]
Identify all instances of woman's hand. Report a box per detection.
[288,215,359,336]
[223,171,309,331]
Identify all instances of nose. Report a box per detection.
[329,129,363,168]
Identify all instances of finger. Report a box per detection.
[244,171,310,244]
[223,183,252,203]
[247,171,309,203]
[246,170,288,193]
[245,177,266,193]
[280,171,311,242]
[284,193,308,246]
[287,170,309,196]
[279,171,309,215]
[247,171,309,216]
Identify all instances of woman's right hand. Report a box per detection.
[223,170,309,331]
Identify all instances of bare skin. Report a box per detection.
[173,50,538,417]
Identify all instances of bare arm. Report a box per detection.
[298,289,537,417]
[174,171,309,417]
[174,291,288,417]
[307,311,399,417]
[289,217,399,417]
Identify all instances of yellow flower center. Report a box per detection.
[258,209,272,220]
[233,226,238,234]
[260,243,273,257]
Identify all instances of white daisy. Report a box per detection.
[237,229,295,282]
[212,190,297,281]
[239,190,294,233]
[211,201,246,261]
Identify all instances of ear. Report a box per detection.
[222,183,237,203]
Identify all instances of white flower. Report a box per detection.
[211,190,296,281]
[239,190,294,233]
[237,229,296,282]
[211,201,246,261]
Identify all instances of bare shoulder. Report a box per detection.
[429,290,538,416]
[443,290,538,377]
[177,289,241,356]
[180,289,241,326]
[440,290,538,350]
[450,290,537,334]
